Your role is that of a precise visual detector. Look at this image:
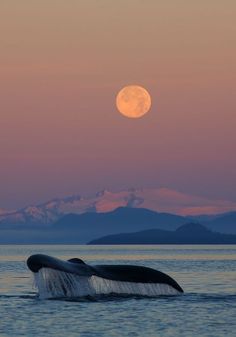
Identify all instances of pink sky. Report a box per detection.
[0,1,236,209]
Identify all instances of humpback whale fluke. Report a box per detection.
[27,254,183,299]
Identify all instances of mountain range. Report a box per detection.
[53,207,236,237]
[0,206,235,244]
[1,187,236,229]
[52,207,186,242]
[0,188,236,244]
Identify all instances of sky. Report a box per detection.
[0,0,236,209]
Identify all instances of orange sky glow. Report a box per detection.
[0,0,236,209]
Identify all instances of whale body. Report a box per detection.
[27,254,183,299]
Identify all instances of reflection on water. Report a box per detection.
[0,245,235,337]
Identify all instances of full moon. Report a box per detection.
[116,85,151,118]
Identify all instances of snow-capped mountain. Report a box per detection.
[0,208,7,215]
[0,208,16,216]
[1,187,236,228]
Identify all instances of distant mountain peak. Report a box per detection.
[176,223,210,233]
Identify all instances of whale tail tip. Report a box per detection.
[67,258,86,265]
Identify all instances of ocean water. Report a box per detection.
[0,245,235,337]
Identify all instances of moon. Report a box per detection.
[116,85,151,118]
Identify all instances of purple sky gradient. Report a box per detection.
[0,1,236,209]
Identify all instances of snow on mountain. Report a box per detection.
[132,188,236,216]
[0,209,6,215]
[0,208,11,216]
[1,187,236,227]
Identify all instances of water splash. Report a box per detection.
[34,268,180,299]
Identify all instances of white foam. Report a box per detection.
[33,268,180,299]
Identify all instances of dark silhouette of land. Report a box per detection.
[0,207,235,244]
[88,223,236,245]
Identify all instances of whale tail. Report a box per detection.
[27,254,183,299]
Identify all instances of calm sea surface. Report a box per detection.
[0,245,236,337]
